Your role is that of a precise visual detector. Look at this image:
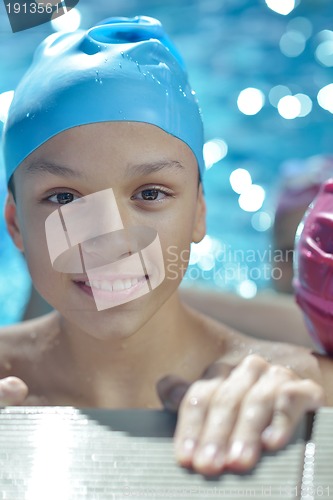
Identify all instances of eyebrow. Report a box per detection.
[24,160,85,179]
[125,160,185,177]
[24,159,184,179]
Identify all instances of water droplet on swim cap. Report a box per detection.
[3,15,204,183]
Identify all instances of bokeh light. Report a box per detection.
[265,0,296,16]
[295,93,312,117]
[238,185,266,212]
[237,279,257,298]
[251,211,272,232]
[269,85,291,107]
[203,138,228,169]
[237,88,265,115]
[287,17,313,39]
[51,7,81,32]
[280,30,306,57]
[315,41,333,67]
[197,254,215,272]
[229,168,252,194]
[317,84,333,113]
[317,29,333,42]
[189,235,223,271]
[0,90,14,123]
[277,95,301,119]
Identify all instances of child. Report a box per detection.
[1,16,331,477]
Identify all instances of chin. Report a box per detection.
[40,274,175,338]
[58,298,153,340]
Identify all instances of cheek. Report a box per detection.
[17,207,59,290]
[156,199,197,276]
[160,224,193,285]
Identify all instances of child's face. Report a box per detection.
[5,121,206,339]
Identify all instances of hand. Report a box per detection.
[157,354,324,475]
[0,376,29,405]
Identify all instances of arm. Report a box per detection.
[180,286,317,349]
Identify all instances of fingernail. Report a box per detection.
[193,444,218,467]
[177,438,196,461]
[213,451,226,469]
[227,441,244,462]
[1,377,22,392]
[262,426,286,447]
[228,441,255,466]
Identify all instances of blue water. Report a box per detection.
[0,169,31,324]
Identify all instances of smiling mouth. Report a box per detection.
[73,274,149,294]
[85,276,148,292]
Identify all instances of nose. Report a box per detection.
[81,229,137,270]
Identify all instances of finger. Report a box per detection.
[0,377,29,406]
[261,379,324,451]
[225,365,293,471]
[191,355,268,475]
[157,361,233,411]
[156,375,189,412]
[178,355,267,475]
[200,361,234,380]
[226,368,322,471]
[173,378,221,467]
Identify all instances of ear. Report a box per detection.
[192,183,206,243]
[4,192,24,252]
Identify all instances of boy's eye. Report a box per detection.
[47,192,79,204]
[141,189,159,201]
[132,187,172,202]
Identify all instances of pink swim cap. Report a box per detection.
[293,179,333,355]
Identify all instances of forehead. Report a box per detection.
[19,121,197,179]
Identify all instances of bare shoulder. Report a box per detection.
[0,311,60,379]
[190,306,323,382]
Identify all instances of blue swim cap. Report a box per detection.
[2,16,205,184]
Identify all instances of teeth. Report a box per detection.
[113,279,124,291]
[99,280,114,291]
[124,278,132,289]
[83,277,142,292]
